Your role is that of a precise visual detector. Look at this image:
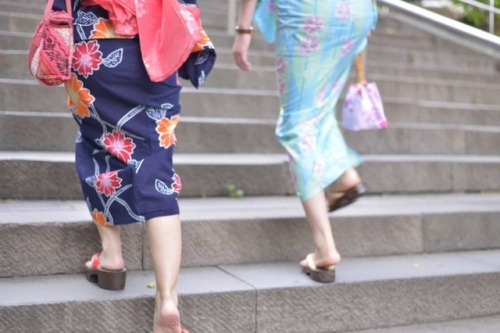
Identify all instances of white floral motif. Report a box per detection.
[180,8,200,38]
[135,0,146,18]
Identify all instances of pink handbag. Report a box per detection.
[342,53,388,131]
[27,0,73,86]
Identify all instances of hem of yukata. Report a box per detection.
[296,149,363,202]
[141,206,181,221]
[97,206,181,226]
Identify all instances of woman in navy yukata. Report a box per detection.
[52,0,215,331]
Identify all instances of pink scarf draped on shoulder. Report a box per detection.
[87,0,202,82]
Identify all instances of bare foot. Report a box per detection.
[328,168,361,193]
[153,298,181,333]
[300,251,341,269]
[85,252,125,271]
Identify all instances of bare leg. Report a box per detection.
[300,168,360,268]
[147,215,182,333]
[328,168,361,193]
[85,225,124,270]
[300,191,341,268]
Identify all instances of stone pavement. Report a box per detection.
[1,0,500,332]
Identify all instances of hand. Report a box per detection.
[232,33,253,71]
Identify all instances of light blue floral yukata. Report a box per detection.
[255,0,377,201]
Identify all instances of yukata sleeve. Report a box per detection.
[370,0,379,31]
[254,0,276,44]
[177,1,217,88]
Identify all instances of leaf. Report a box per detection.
[103,49,124,68]
[155,179,174,195]
[75,11,100,26]
[147,281,156,289]
[146,107,167,121]
[160,103,174,110]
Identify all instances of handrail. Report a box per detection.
[379,0,500,58]
[454,0,499,33]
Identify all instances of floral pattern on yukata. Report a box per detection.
[265,0,377,200]
[65,4,184,225]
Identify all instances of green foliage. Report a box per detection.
[224,183,245,198]
[454,0,500,34]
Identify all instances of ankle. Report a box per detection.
[314,249,341,266]
[156,289,178,305]
[98,251,125,270]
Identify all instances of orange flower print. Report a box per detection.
[95,171,122,196]
[65,74,94,118]
[156,115,180,148]
[91,208,112,226]
[102,130,136,164]
[192,29,212,52]
[90,18,132,39]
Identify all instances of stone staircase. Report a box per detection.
[1,0,500,332]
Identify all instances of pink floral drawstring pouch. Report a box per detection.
[342,53,388,131]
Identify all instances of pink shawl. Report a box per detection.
[86,0,202,82]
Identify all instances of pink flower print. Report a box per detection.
[72,41,103,78]
[268,0,276,11]
[276,57,287,75]
[332,80,343,94]
[299,36,319,56]
[336,1,351,20]
[102,130,136,164]
[317,85,329,104]
[278,79,286,96]
[304,16,324,35]
[314,160,325,176]
[341,39,354,57]
[171,174,182,193]
[135,0,146,18]
[298,116,320,150]
[96,171,122,196]
[300,134,315,150]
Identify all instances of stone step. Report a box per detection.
[1,194,499,277]
[0,1,44,14]
[1,81,499,126]
[1,79,499,116]
[350,315,500,333]
[213,47,497,73]
[4,46,498,81]
[3,111,500,156]
[206,62,499,90]
[1,249,500,332]
[1,152,500,200]
[1,21,484,56]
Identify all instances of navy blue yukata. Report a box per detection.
[57,0,215,225]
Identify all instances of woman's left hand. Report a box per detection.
[232,33,253,71]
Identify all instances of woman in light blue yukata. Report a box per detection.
[233,0,377,283]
